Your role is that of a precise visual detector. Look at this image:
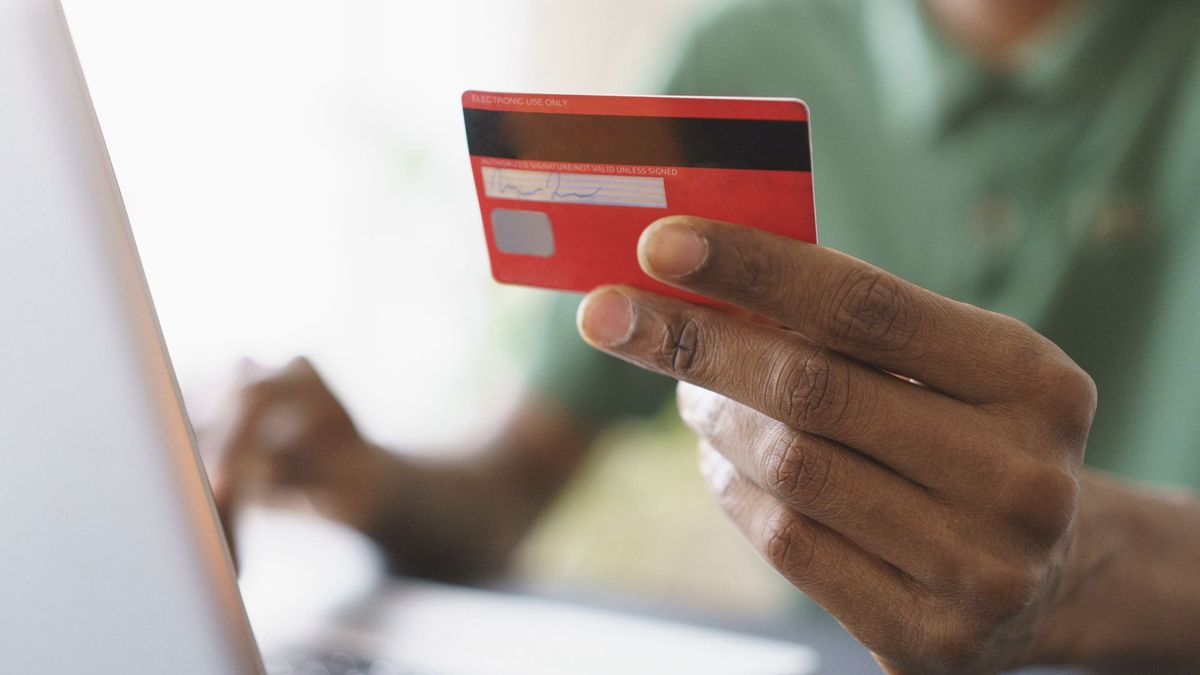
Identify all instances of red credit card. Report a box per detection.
[462,91,816,301]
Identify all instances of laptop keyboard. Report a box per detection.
[265,649,433,675]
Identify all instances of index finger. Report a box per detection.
[636,216,1071,405]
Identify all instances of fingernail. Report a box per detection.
[698,442,737,495]
[639,218,709,278]
[676,382,716,429]
[577,288,635,347]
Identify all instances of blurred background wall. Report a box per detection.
[63,0,797,624]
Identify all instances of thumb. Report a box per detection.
[872,652,912,675]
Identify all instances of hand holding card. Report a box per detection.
[463,91,816,301]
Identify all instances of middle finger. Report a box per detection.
[681,384,951,580]
[579,286,993,488]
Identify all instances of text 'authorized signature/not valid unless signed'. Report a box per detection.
[481,167,667,208]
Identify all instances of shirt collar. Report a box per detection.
[865,0,1137,139]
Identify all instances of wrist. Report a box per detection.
[358,452,524,581]
[1027,471,1200,671]
[317,441,395,531]
[1024,475,1125,666]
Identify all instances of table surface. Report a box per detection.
[238,508,1084,675]
[497,582,1084,675]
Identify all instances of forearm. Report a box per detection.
[361,453,532,581]
[362,393,598,581]
[1033,469,1200,672]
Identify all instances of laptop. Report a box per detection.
[0,1,818,672]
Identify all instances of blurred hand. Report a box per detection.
[202,357,595,581]
[578,216,1098,674]
[204,357,389,559]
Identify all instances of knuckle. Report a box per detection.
[763,511,817,582]
[1053,369,1099,441]
[1031,357,1098,447]
[722,240,782,306]
[915,570,1042,675]
[779,346,849,431]
[828,267,919,352]
[656,314,707,376]
[974,561,1042,623]
[765,437,841,516]
[945,553,1043,626]
[1003,462,1080,543]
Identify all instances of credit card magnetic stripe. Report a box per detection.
[463,109,811,171]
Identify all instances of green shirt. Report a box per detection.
[532,0,1200,488]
